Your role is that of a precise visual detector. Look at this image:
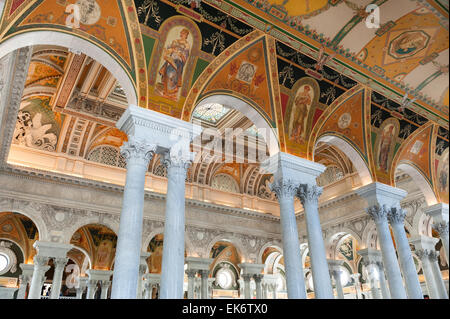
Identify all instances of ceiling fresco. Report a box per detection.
[0,0,448,204]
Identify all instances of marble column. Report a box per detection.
[76,277,88,299]
[410,235,439,299]
[356,183,407,298]
[86,280,98,299]
[387,208,423,299]
[143,282,153,299]
[200,270,209,299]
[375,261,390,299]
[111,138,156,299]
[270,179,306,299]
[17,263,34,299]
[242,274,252,299]
[143,273,161,299]
[327,259,344,299]
[159,151,193,299]
[351,273,363,299]
[366,205,406,298]
[186,269,196,299]
[28,256,50,299]
[363,262,381,299]
[297,184,333,299]
[424,203,449,263]
[208,278,215,299]
[137,252,150,299]
[269,283,277,299]
[261,282,268,299]
[50,257,69,299]
[254,274,263,299]
[429,251,448,299]
[100,280,111,299]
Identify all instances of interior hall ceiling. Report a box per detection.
[1,0,448,204]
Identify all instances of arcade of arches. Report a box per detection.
[0,0,448,300]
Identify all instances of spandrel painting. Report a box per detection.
[374,118,400,173]
[155,26,193,101]
[437,147,449,203]
[287,84,314,143]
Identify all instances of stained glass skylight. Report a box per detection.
[192,103,231,124]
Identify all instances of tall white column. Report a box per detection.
[100,280,111,299]
[50,257,68,299]
[28,256,50,299]
[254,274,263,299]
[186,269,196,299]
[159,150,193,299]
[17,264,34,299]
[111,138,156,299]
[86,280,98,299]
[242,274,252,299]
[327,259,344,299]
[387,208,423,299]
[429,251,448,299]
[200,270,209,299]
[356,183,407,298]
[358,249,385,299]
[76,277,88,299]
[297,184,333,299]
[270,180,306,299]
[351,273,363,299]
[137,252,150,299]
[376,261,391,299]
[364,263,382,299]
[410,235,439,299]
[424,203,449,263]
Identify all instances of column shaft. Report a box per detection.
[389,210,423,299]
[429,252,448,299]
[200,271,209,299]
[243,275,251,299]
[434,222,449,264]
[333,272,345,299]
[111,141,155,299]
[50,258,68,299]
[298,185,333,299]
[159,159,189,299]
[369,206,407,298]
[28,256,50,299]
[271,181,306,299]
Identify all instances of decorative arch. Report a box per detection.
[204,235,246,263]
[361,220,379,250]
[183,30,283,152]
[412,210,433,237]
[62,216,119,245]
[308,85,374,183]
[142,227,193,257]
[191,94,280,157]
[0,30,138,106]
[0,201,48,242]
[391,122,437,205]
[257,242,283,265]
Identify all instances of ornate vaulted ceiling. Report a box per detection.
[0,0,448,206]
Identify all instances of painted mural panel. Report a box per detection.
[373,117,400,183]
[437,147,449,203]
[155,26,193,101]
[283,77,321,157]
[147,233,163,273]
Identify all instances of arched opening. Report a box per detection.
[314,135,373,186]
[0,31,137,105]
[395,163,438,206]
[209,241,241,299]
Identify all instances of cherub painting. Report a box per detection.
[156,27,192,101]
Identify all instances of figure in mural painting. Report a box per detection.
[289,85,313,143]
[378,124,394,171]
[439,149,448,193]
[157,28,191,100]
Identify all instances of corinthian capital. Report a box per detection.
[297,184,323,205]
[387,207,407,225]
[432,221,449,237]
[53,257,69,268]
[269,179,298,199]
[120,137,157,166]
[415,249,431,261]
[33,255,49,267]
[163,150,193,171]
[366,204,389,223]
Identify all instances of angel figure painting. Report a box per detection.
[377,123,397,172]
[156,27,192,101]
[287,84,314,143]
